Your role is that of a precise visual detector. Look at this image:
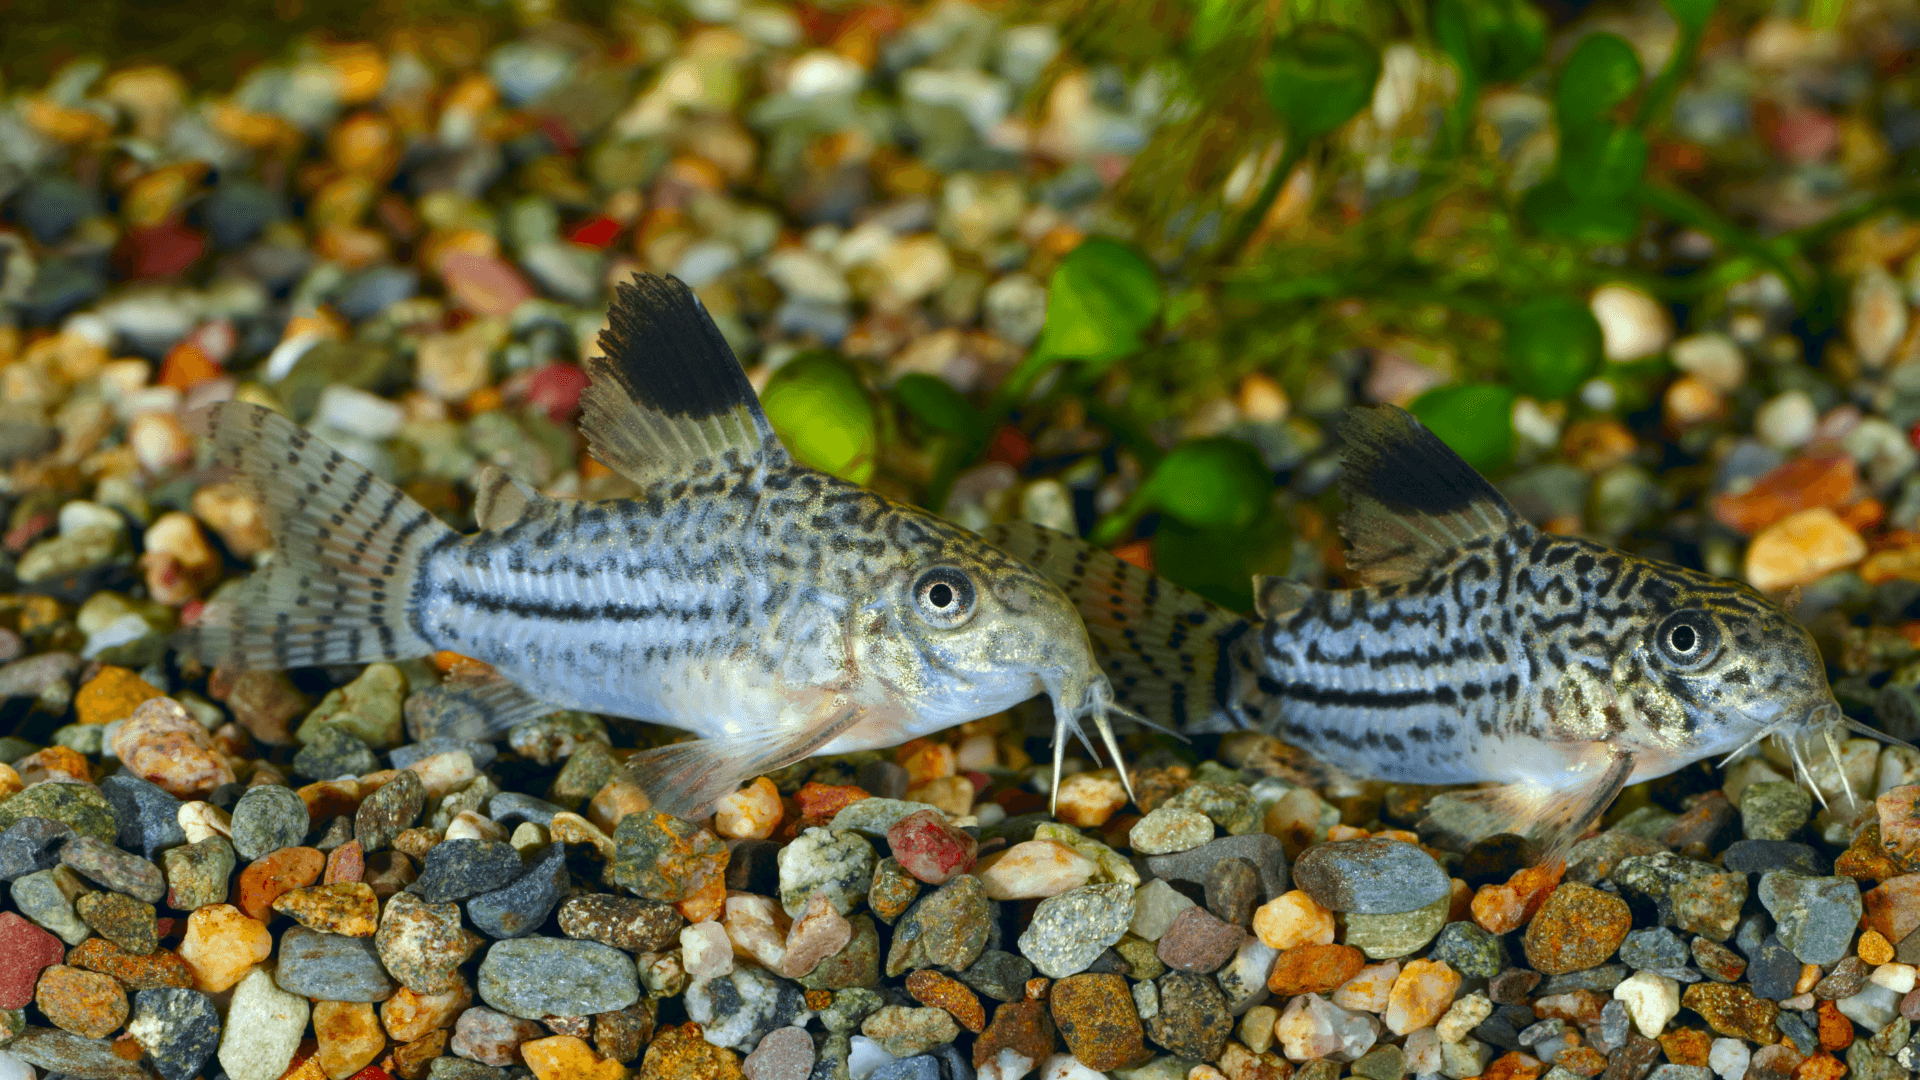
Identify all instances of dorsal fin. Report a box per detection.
[1337,405,1520,585]
[581,273,790,485]
[472,465,550,531]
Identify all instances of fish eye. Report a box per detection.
[912,567,977,628]
[1655,610,1720,668]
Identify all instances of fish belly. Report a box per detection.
[411,502,850,735]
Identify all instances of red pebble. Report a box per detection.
[565,216,623,249]
[116,222,206,279]
[0,911,69,1008]
[886,808,979,885]
[525,363,590,423]
[349,1068,393,1080]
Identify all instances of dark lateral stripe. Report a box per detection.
[1261,677,1463,710]
[441,580,722,626]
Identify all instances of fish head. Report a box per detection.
[1618,576,1840,775]
[876,542,1108,726]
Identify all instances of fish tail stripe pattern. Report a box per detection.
[178,401,454,670]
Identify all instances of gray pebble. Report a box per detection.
[686,965,813,1053]
[1145,833,1290,903]
[477,936,639,1020]
[99,776,185,861]
[1016,882,1133,979]
[229,785,310,862]
[1292,837,1449,914]
[468,843,568,939]
[487,792,563,828]
[1757,872,1863,967]
[0,818,74,881]
[411,839,525,904]
[275,925,394,1002]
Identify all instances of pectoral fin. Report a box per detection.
[1419,746,1636,861]
[403,669,558,741]
[623,703,868,820]
[471,465,550,531]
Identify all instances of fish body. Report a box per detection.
[989,405,1841,854]
[187,273,1126,818]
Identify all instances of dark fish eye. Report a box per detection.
[913,567,977,627]
[1655,610,1719,668]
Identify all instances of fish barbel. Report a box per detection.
[989,405,1851,856]
[184,273,1132,818]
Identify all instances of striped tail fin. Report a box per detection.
[180,402,455,670]
[980,521,1260,735]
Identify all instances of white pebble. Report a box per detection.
[1708,1037,1750,1080]
[1436,992,1492,1043]
[1404,1027,1441,1074]
[1870,962,1917,993]
[847,1035,897,1080]
[679,921,733,981]
[1129,879,1196,941]
[1671,333,1747,392]
[314,385,406,441]
[1755,390,1817,450]
[0,1050,33,1080]
[1591,284,1672,362]
[217,964,310,1080]
[1613,971,1681,1037]
[1835,982,1901,1029]
[58,500,123,536]
[1038,1053,1105,1080]
[1850,264,1909,368]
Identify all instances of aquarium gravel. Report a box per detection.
[4,2,1920,1080]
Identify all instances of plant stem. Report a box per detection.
[1222,135,1311,264]
[1631,22,1703,133]
[1638,181,1812,307]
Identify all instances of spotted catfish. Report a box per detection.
[184,273,1138,819]
[988,405,1847,856]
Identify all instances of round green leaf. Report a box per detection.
[1558,124,1649,203]
[1503,297,1604,399]
[1555,33,1642,129]
[760,352,878,484]
[1409,385,1516,470]
[1521,178,1639,244]
[894,374,985,440]
[1143,437,1272,530]
[1434,0,1547,85]
[1031,237,1162,369]
[1261,26,1383,142]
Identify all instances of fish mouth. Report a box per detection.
[1039,671,1184,815]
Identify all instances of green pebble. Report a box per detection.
[0,781,116,842]
[1345,893,1449,959]
[1741,781,1813,842]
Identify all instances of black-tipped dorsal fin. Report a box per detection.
[1337,405,1520,585]
[472,465,550,531]
[582,273,790,485]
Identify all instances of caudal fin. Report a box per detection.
[981,521,1259,735]
[181,402,455,670]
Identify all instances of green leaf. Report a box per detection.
[1142,438,1272,530]
[759,352,878,485]
[1503,297,1604,399]
[1409,385,1515,470]
[1189,0,1262,57]
[1555,33,1642,130]
[1558,125,1649,202]
[1261,26,1382,142]
[1661,0,1716,34]
[1521,177,1639,244]
[1030,237,1162,370]
[1434,0,1547,85]
[893,374,986,440]
[1151,507,1293,613]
